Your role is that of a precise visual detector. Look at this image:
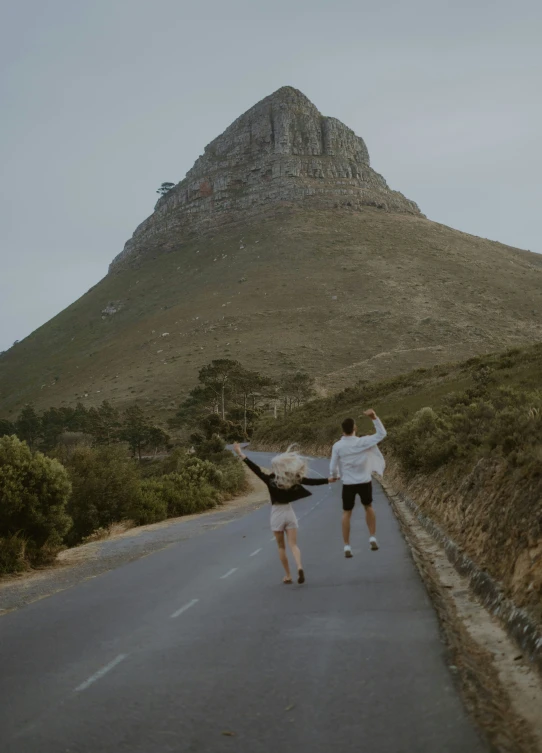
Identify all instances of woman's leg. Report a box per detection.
[274,531,291,581]
[286,528,304,583]
[286,528,302,571]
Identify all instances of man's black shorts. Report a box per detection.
[342,482,373,511]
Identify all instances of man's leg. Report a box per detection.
[342,510,353,546]
[360,482,379,550]
[364,504,376,536]
[342,485,355,557]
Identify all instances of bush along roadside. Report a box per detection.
[0,435,72,574]
[0,433,247,575]
[251,344,542,632]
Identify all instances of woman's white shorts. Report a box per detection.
[270,504,299,532]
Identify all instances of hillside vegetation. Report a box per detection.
[252,343,542,627]
[1,207,542,421]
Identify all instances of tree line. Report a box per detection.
[0,359,316,453]
[168,359,316,440]
[0,402,169,460]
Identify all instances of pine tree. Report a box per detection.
[15,404,42,449]
[120,405,150,460]
[156,182,175,196]
[0,418,15,437]
[88,401,121,445]
[198,359,241,419]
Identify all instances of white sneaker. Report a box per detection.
[344,545,353,558]
[370,536,379,551]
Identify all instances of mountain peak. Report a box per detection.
[266,85,314,102]
[110,89,421,270]
[223,86,318,114]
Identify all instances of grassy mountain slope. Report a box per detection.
[1,207,541,420]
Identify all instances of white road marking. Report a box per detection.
[249,548,262,557]
[220,568,238,579]
[75,654,127,692]
[170,598,199,619]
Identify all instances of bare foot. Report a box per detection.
[283,576,293,584]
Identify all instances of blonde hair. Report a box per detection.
[271,445,308,489]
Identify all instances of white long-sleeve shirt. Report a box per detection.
[330,418,387,485]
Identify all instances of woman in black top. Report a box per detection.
[233,443,336,584]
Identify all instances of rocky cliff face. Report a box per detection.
[110,87,421,270]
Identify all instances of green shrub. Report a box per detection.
[192,434,226,462]
[191,436,248,496]
[0,534,28,574]
[159,446,193,475]
[138,456,169,479]
[125,440,248,522]
[62,445,141,545]
[144,472,220,517]
[141,440,248,506]
[129,486,168,525]
[200,414,245,442]
[0,436,72,567]
[390,407,458,475]
[388,386,542,479]
[149,454,226,515]
[216,457,248,496]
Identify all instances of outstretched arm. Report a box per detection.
[301,475,331,486]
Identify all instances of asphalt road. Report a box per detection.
[0,452,486,753]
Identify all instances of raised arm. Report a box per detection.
[243,456,271,483]
[232,442,270,483]
[356,410,387,449]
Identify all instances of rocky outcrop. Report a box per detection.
[110,87,421,271]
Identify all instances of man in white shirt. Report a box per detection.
[330,409,387,556]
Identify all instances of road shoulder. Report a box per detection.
[0,470,268,615]
[384,480,542,753]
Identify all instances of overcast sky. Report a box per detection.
[1,0,541,352]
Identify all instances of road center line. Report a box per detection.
[170,598,199,619]
[249,548,262,557]
[75,654,127,692]
[220,568,238,579]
